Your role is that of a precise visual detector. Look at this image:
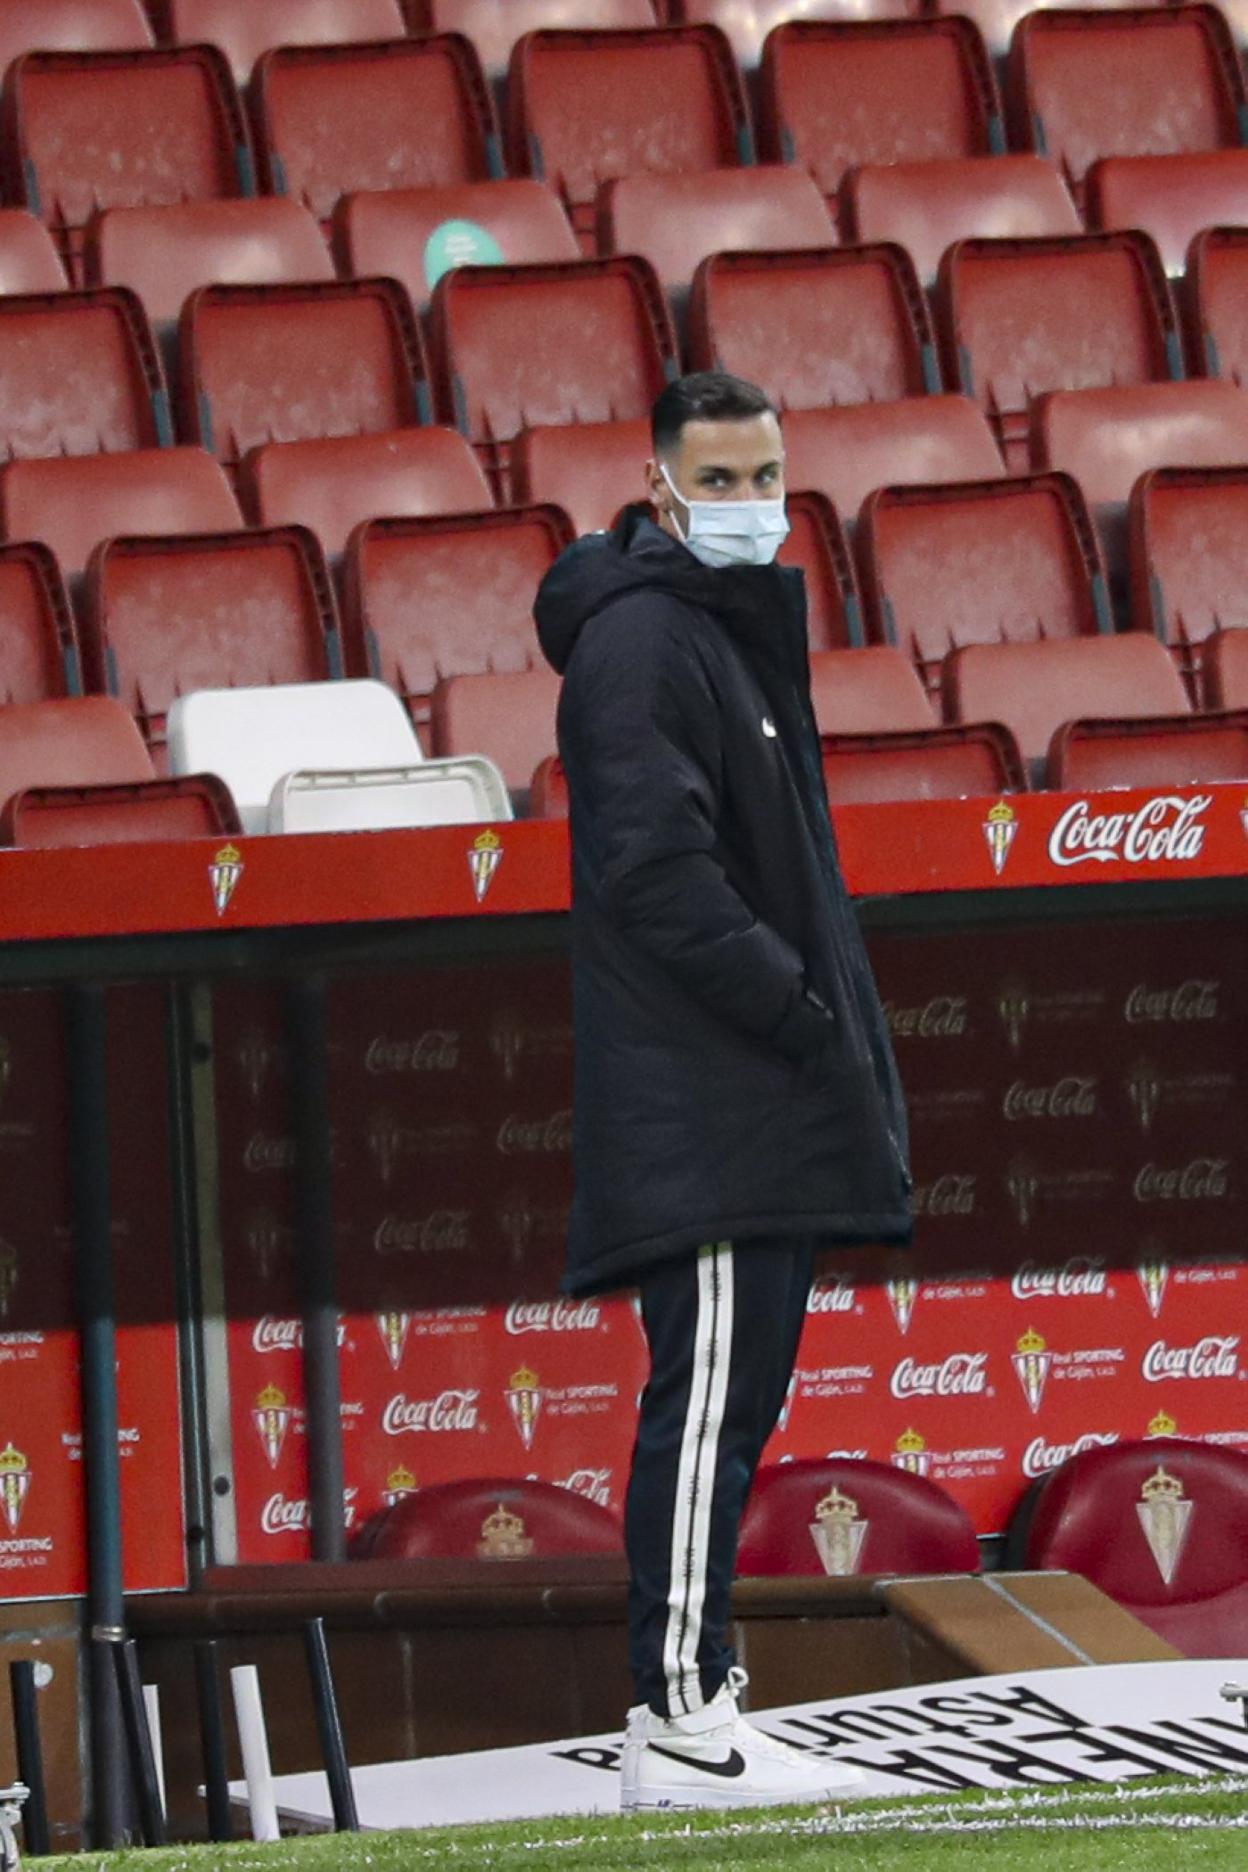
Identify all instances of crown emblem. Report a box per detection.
[983,798,1018,876]
[0,1443,30,1533]
[505,1366,542,1451]
[468,828,504,902]
[1148,1409,1177,1438]
[0,1443,26,1475]
[478,1501,534,1560]
[1142,1466,1184,1501]
[896,1427,925,1454]
[209,842,244,916]
[1016,1327,1046,1355]
[256,1384,286,1410]
[1137,1464,1192,1585]
[892,1427,929,1476]
[383,1465,417,1507]
[815,1484,858,1524]
[253,1385,292,1469]
[810,1482,867,1576]
[1012,1325,1052,1414]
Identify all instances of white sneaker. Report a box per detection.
[620,1668,866,1813]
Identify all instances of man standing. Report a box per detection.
[535,372,912,1812]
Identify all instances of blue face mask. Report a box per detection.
[661,466,791,570]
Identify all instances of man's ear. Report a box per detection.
[644,456,667,508]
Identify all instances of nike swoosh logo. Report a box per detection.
[647,1744,747,1779]
[762,718,778,738]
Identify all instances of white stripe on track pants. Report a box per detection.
[625,1235,815,1717]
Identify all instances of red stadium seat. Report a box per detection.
[782,492,866,652]
[0,288,170,462]
[430,665,564,792]
[1,46,250,282]
[937,232,1179,469]
[167,0,407,85]
[82,524,341,762]
[512,416,651,534]
[179,280,429,480]
[87,199,333,329]
[0,543,78,703]
[506,26,750,248]
[0,0,152,72]
[334,180,578,313]
[1022,1437,1248,1657]
[428,256,676,495]
[782,396,1004,526]
[689,245,941,414]
[1048,710,1248,789]
[343,506,572,733]
[0,695,153,812]
[677,0,924,69]
[251,37,500,226]
[1,447,241,583]
[530,752,568,817]
[1088,149,1248,276]
[1,773,241,847]
[1185,226,1248,384]
[599,167,833,299]
[0,210,70,293]
[738,1458,981,1578]
[1129,466,1248,682]
[808,645,935,733]
[1032,381,1248,507]
[943,632,1190,772]
[1203,626,1248,707]
[822,721,1026,803]
[361,1477,622,1561]
[410,2,659,81]
[1006,7,1245,208]
[859,474,1111,693]
[758,19,1004,215]
[241,427,492,559]
[844,155,1080,290]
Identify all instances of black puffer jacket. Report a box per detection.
[536,509,912,1297]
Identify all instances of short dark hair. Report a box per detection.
[651,371,776,454]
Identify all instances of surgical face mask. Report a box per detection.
[660,465,790,570]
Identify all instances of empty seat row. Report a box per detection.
[0,11,1245,281]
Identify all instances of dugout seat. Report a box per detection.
[1,773,241,847]
[0,210,70,293]
[167,677,429,833]
[410,2,659,81]
[511,417,651,535]
[738,1458,981,1578]
[344,506,571,734]
[0,544,79,704]
[0,0,152,72]
[1087,150,1248,277]
[689,245,940,414]
[937,232,1180,470]
[268,755,510,832]
[242,428,492,560]
[943,632,1191,775]
[0,694,153,812]
[822,721,1025,803]
[1129,466,1248,685]
[844,155,1080,290]
[1048,710,1248,789]
[808,645,936,734]
[1203,627,1248,708]
[250,37,500,227]
[858,474,1111,692]
[82,525,341,765]
[1185,227,1248,384]
[929,0,1042,63]
[600,167,832,302]
[1006,7,1245,208]
[359,1477,623,1561]
[0,288,170,462]
[677,0,923,69]
[1,46,250,282]
[1034,381,1248,508]
[87,199,333,331]
[782,397,1004,530]
[1022,1436,1248,1657]
[334,180,578,314]
[505,26,750,249]
[758,19,1004,218]
[428,256,676,496]
[180,280,429,481]
[1,448,242,584]
[430,665,563,798]
[166,0,407,85]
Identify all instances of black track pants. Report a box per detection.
[625,1235,815,1718]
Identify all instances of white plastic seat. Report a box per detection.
[269,760,511,832]
[167,678,424,833]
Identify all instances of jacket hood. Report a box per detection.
[535,506,800,675]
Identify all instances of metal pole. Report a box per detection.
[286,976,345,1562]
[303,1619,358,1832]
[111,1641,166,1847]
[194,1642,234,1843]
[8,1662,49,1858]
[67,983,128,1847]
